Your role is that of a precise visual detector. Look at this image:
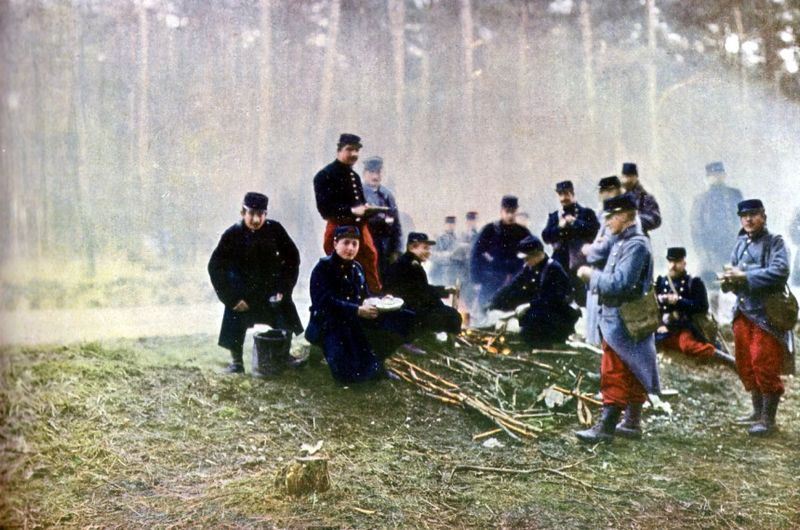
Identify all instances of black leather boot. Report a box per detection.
[575,405,622,444]
[735,391,762,423]
[748,393,780,436]
[615,402,643,439]
[223,350,245,374]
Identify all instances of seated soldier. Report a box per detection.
[208,192,304,374]
[489,235,579,346]
[383,232,463,337]
[305,226,413,383]
[655,247,735,365]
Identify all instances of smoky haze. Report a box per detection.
[1,1,799,330]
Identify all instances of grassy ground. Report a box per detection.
[1,333,798,529]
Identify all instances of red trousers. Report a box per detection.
[601,340,648,407]
[733,315,785,395]
[323,221,382,293]
[660,329,715,358]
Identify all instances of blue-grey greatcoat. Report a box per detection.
[588,224,660,395]
[583,220,617,346]
[691,184,743,281]
[729,228,791,348]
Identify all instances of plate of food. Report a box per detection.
[364,296,405,312]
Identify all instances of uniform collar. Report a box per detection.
[618,223,642,239]
[738,227,769,240]
[331,252,355,269]
[332,159,354,171]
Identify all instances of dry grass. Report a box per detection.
[1,332,798,529]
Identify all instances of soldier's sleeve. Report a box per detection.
[309,262,360,319]
[470,225,491,283]
[589,240,649,298]
[638,193,662,232]
[572,207,601,240]
[313,169,352,220]
[535,263,571,308]
[274,222,301,295]
[208,228,244,307]
[585,229,614,266]
[675,277,710,315]
[541,212,560,244]
[489,270,525,310]
[743,235,790,293]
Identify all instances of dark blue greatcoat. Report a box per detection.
[490,257,579,345]
[588,224,660,395]
[654,273,711,342]
[690,183,743,281]
[470,221,532,306]
[729,228,791,348]
[626,184,661,235]
[305,253,412,383]
[208,220,303,354]
[541,203,600,272]
[313,159,366,223]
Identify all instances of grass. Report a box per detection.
[1,332,799,529]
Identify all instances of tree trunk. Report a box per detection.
[257,0,274,180]
[579,0,597,142]
[459,0,475,137]
[137,3,150,255]
[388,0,406,155]
[645,0,659,169]
[315,0,341,165]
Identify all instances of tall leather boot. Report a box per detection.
[223,350,245,374]
[615,402,643,439]
[575,405,622,444]
[735,391,762,423]
[748,393,780,436]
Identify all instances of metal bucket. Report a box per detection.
[252,329,292,377]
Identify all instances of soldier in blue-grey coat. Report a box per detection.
[575,194,660,443]
[305,225,413,384]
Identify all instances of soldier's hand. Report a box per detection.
[580,243,593,256]
[564,215,576,225]
[657,325,669,334]
[269,293,284,303]
[558,216,568,228]
[358,303,379,319]
[350,204,368,217]
[665,293,679,305]
[576,265,593,283]
[233,300,250,312]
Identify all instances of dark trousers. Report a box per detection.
[411,305,462,336]
[218,306,287,354]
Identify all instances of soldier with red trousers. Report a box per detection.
[313,133,383,293]
[721,199,791,436]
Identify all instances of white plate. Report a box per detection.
[364,296,405,312]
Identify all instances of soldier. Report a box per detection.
[721,199,791,436]
[575,194,660,443]
[361,156,403,280]
[582,176,624,346]
[620,162,661,235]
[471,196,532,309]
[690,161,743,284]
[655,247,735,365]
[430,216,459,285]
[305,226,413,383]
[383,232,462,337]
[542,180,600,306]
[462,211,480,247]
[489,235,579,346]
[208,192,304,374]
[313,133,382,293]
[790,208,800,286]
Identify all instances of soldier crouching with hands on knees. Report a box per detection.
[305,226,413,384]
[208,192,304,374]
[720,199,792,436]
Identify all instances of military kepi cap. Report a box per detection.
[517,235,544,256]
[501,195,519,210]
[666,247,687,261]
[466,211,478,220]
[603,193,637,214]
[363,156,383,172]
[737,199,764,216]
[337,133,362,148]
[555,180,574,193]
[333,225,361,240]
[445,215,456,223]
[407,232,436,245]
[705,161,725,175]
[621,162,638,175]
[243,192,268,210]
[598,176,621,190]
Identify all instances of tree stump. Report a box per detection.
[275,455,330,496]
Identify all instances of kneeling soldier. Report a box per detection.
[489,235,579,346]
[305,226,413,384]
[383,232,463,337]
[655,247,735,365]
[208,192,304,374]
[721,199,792,436]
[575,194,660,442]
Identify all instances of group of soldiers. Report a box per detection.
[208,132,795,442]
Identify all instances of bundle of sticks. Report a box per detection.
[385,355,541,440]
[457,328,512,355]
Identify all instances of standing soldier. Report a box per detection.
[690,161,743,284]
[789,207,800,286]
[655,247,735,365]
[462,211,480,247]
[430,216,459,286]
[721,199,791,436]
[471,196,532,308]
[459,211,481,314]
[575,194,660,443]
[489,235,579,346]
[313,133,382,293]
[620,162,661,235]
[361,156,403,280]
[582,176,624,346]
[542,180,600,306]
[208,192,304,374]
[305,226,412,383]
